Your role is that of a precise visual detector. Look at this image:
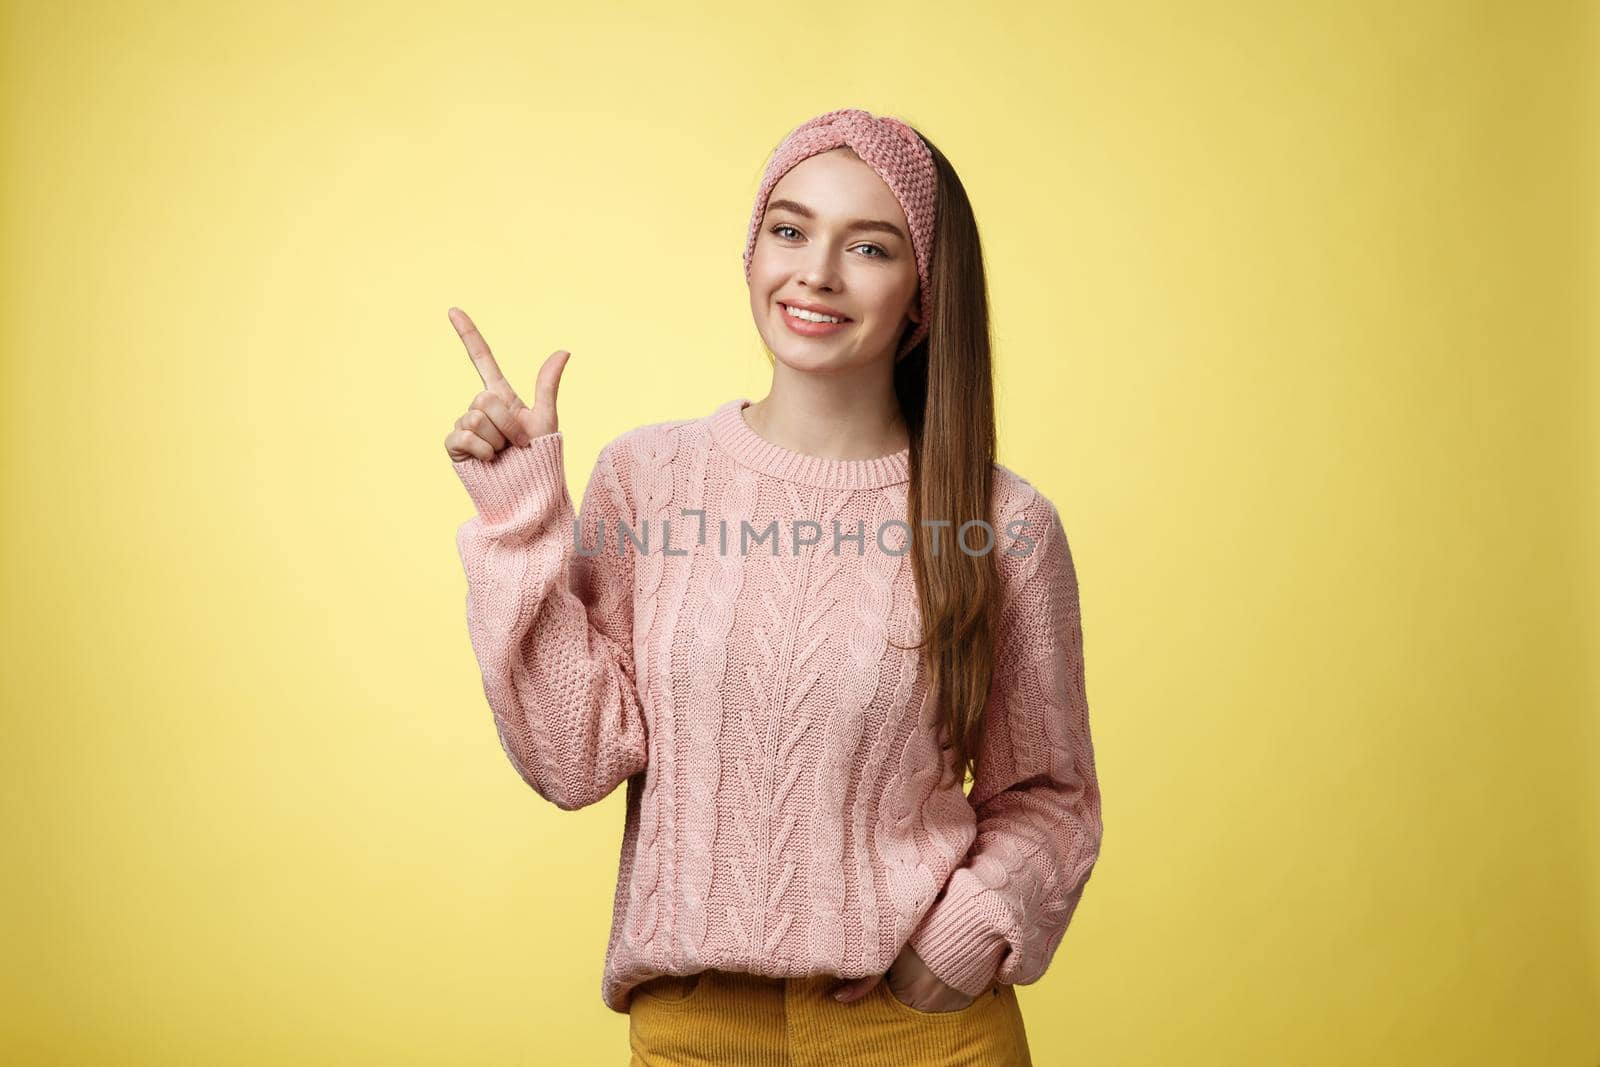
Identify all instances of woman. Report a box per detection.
[444,108,1104,1067]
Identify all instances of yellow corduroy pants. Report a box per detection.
[627,969,1034,1067]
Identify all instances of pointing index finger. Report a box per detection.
[449,307,514,393]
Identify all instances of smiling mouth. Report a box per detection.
[779,302,852,324]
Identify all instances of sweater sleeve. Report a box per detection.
[452,431,649,811]
[906,497,1105,996]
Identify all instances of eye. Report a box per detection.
[767,224,890,260]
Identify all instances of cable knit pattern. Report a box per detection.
[808,484,904,974]
[451,397,1104,1014]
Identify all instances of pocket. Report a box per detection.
[632,972,706,1008]
[880,977,999,1019]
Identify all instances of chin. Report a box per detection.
[768,344,851,374]
[757,314,894,372]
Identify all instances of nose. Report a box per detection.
[796,246,843,292]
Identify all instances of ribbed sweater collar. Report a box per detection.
[707,397,912,490]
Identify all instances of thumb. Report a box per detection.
[514,349,569,441]
[832,972,884,1004]
[513,405,545,443]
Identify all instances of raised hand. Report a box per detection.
[443,306,571,462]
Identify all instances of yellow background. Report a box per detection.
[3,1,1595,1063]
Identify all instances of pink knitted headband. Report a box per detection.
[743,108,938,358]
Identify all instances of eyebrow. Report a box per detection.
[765,199,908,242]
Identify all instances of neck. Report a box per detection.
[745,370,909,462]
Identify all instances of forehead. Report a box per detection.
[769,148,904,220]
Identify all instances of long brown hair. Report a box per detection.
[889,128,1000,793]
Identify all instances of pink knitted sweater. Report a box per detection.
[451,397,1104,1015]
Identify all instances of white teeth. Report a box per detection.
[784,303,844,324]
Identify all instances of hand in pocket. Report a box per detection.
[832,945,980,1013]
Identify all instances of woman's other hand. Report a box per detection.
[830,944,980,1012]
[443,306,570,462]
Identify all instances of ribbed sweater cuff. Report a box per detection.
[906,878,1011,997]
[451,432,567,523]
